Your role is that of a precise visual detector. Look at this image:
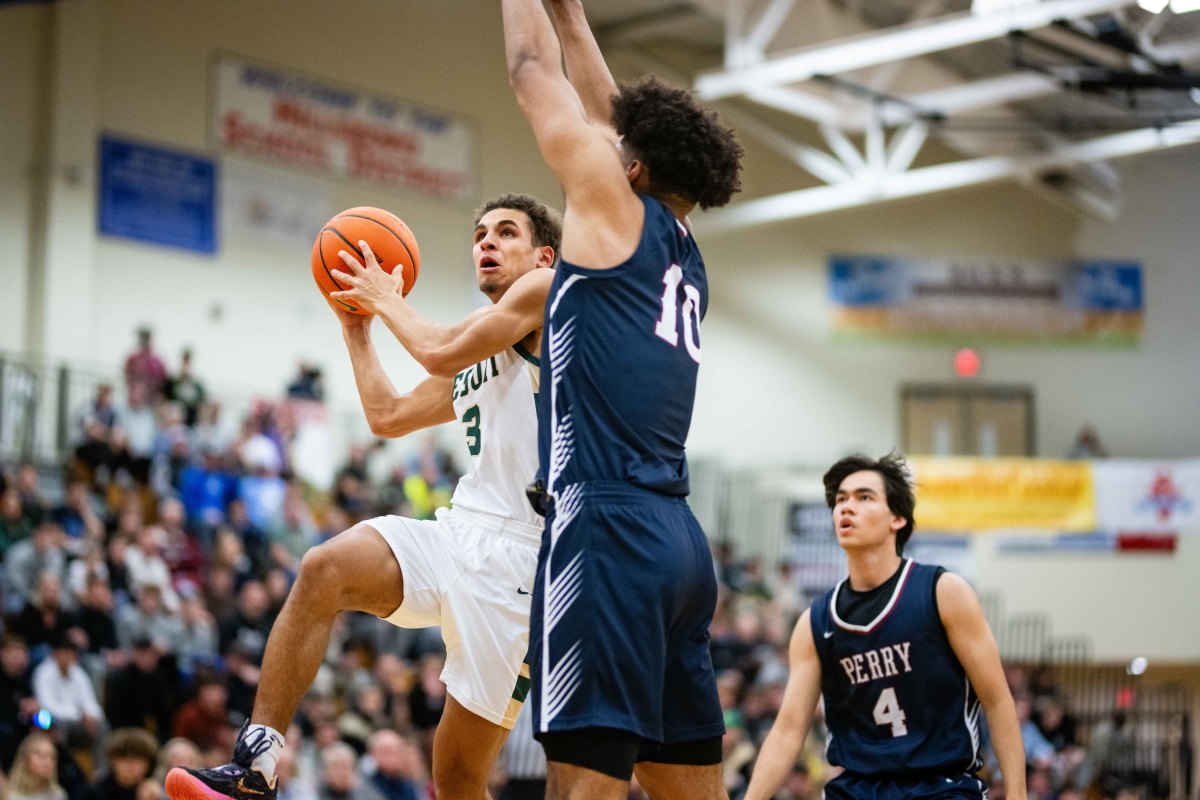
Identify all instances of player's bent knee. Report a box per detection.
[296,524,403,617]
[432,753,489,798]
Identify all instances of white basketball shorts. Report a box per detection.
[365,505,541,729]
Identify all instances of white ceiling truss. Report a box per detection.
[598,0,1200,230]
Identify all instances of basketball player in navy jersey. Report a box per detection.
[503,1,743,798]
[745,454,1027,800]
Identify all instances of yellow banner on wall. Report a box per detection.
[908,458,1096,532]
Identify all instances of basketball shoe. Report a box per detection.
[165,723,279,800]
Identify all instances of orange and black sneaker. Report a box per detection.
[166,724,278,800]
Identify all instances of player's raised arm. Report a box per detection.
[331,242,553,378]
[548,0,618,135]
[744,609,824,800]
[333,305,455,437]
[502,0,640,243]
[938,573,1028,800]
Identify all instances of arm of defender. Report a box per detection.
[340,318,455,437]
[335,243,552,378]
[503,0,640,246]
[938,573,1028,800]
[548,0,619,135]
[744,609,824,800]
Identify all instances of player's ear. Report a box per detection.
[890,515,906,533]
[536,245,556,269]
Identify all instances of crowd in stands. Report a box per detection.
[0,330,1179,800]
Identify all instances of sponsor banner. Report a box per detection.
[212,54,475,203]
[1092,460,1200,533]
[909,458,1096,532]
[995,532,1177,553]
[829,255,1142,343]
[99,135,216,254]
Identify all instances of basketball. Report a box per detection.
[311,206,421,314]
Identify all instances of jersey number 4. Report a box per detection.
[873,687,908,737]
[654,264,701,364]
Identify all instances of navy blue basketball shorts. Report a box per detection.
[528,481,724,748]
[825,772,988,800]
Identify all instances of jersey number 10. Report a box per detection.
[654,265,702,364]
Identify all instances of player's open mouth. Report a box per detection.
[480,257,500,270]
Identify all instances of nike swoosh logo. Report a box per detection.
[823,630,835,638]
[517,588,531,595]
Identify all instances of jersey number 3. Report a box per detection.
[462,405,481,456]
[873,687,908,737]
[654,265,701,364]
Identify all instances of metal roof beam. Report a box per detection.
[695,0,1135,101]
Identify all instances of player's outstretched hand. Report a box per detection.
[330,239,404,315]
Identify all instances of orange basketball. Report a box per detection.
[311,207,420,314]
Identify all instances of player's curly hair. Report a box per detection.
[822,452,916,556]
[611,76,744,210]
[473,193,562,255]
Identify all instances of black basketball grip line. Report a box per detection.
[337,213,419,288]
[318,228,359,312]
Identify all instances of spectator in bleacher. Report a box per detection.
[123,328,167,401]
[51,481,104,553]
[177,451,237,532]
[73,420,119,494]
[14,464,49,528]
[269,493,317,577]
[163,350,206,429]
[364,731,425,800]
[0,636,37,769]
[4,731,66,800]
[74,578,119,666]
[174,596,218,677]
[223,498,267,573]
[285,364,325,404]
[10,572,77,654]
[189,402,227,462]
[150,406,191,498]
[124,528,178,613]
[104,638,176,741]
[217,581,273,665]
[116,584,182,653]
[315,743,384,800]
[219,642,259,721]
[103,536,132,607]
[1068,423,1109,459]
[6,525,68,612]
[32,635,105,757]
[155,500,203,595]
[405,656,445,735]
[1015,694,1057,768]
[65,545,110,609]
[153,739,202,785]
[81,384,119,439]
[171,671,228,752]
[82,728,158,800]
[273,747,317,800]
[1,488,36,557]
[118,384,157,485]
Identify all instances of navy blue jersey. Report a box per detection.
[538,196,707,498]
[810,560,983,778]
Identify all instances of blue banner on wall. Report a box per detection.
[828,255,1143,344]
[98,135,217,254]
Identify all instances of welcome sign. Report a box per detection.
[211,54,476,203]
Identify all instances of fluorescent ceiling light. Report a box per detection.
[1170,0,1200,11]
[1137,0,1169,9]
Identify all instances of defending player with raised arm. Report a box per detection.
[166,194,560,800]
[503,3,744,800]
[744,454,1027,800]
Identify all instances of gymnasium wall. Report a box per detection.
[3,1,1195,467]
